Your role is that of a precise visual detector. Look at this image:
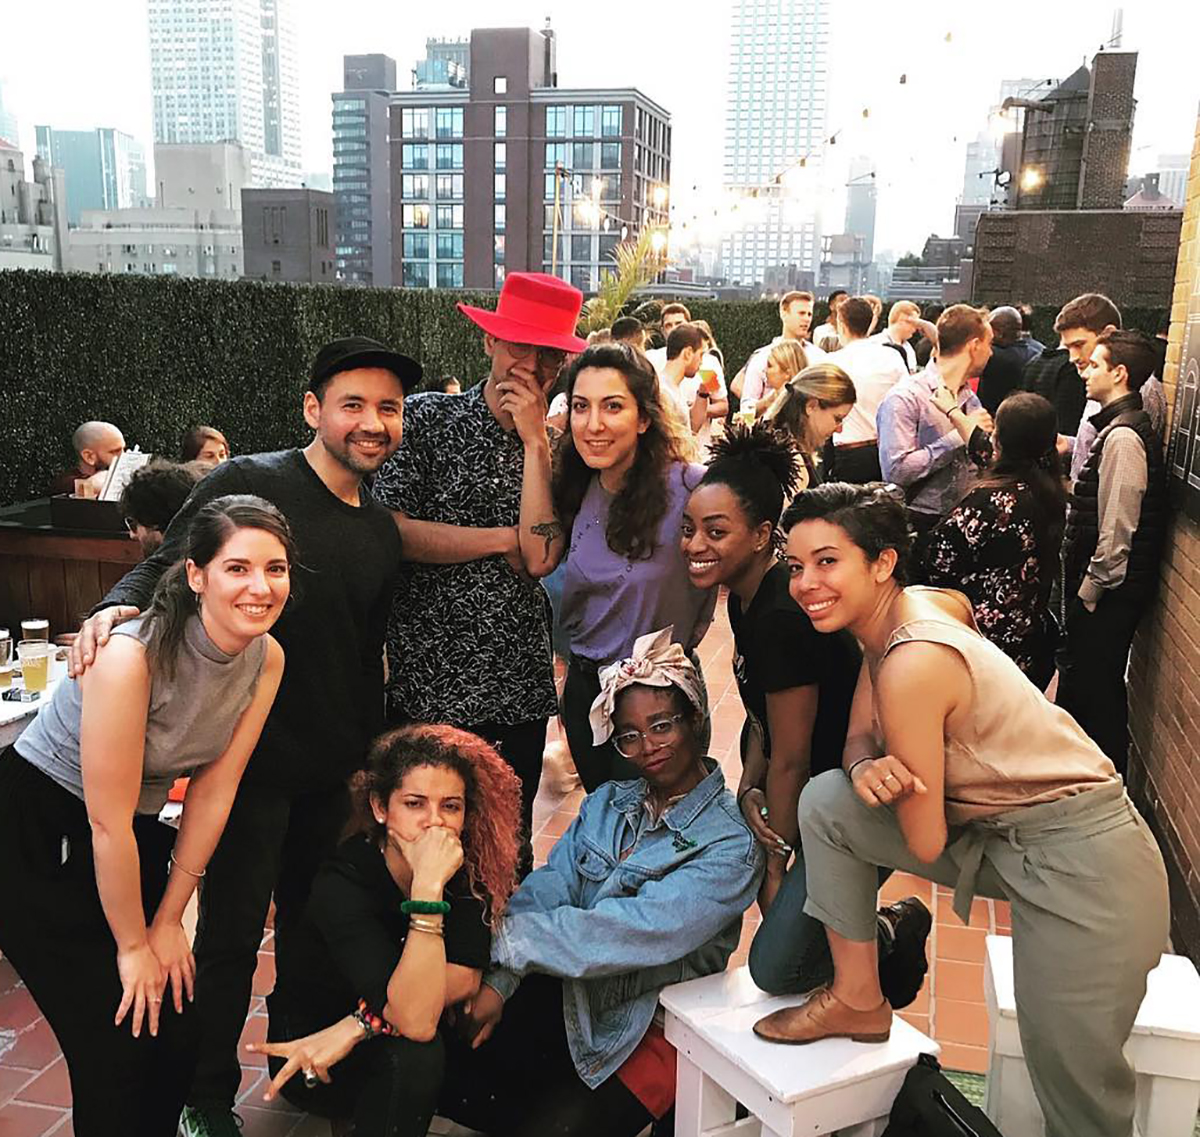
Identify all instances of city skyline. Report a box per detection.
[3,1,1199,262]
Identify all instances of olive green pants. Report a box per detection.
[799,773,1170,1137]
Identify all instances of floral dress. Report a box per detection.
[925,483,1057,689]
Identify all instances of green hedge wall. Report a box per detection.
[0,269,1168,506]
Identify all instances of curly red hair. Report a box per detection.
[349,724,522,924]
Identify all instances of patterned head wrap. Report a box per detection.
[588,627,708,746]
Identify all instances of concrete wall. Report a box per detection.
[1127,110,1200,959]
[973,208,1182,308]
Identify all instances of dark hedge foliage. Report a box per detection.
[0,270,1166,506]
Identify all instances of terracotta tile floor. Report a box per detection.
[0,595,1008,1134]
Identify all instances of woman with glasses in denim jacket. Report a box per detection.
[441,629,763,1137]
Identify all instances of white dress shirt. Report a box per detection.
[830,338,910,446]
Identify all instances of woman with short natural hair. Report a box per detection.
[553,343,716,790]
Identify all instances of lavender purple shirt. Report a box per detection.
[560,462,717,664]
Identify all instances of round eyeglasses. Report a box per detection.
[506,341,568,370]
[612,714,685,759]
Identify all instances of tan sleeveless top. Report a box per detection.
[880,590,1118,824]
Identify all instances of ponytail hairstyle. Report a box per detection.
[782,482,914,586]
[553,342,697,560]
[143,494,296,681]
[349,724,522,924]
[762,362,857,455]
[975,392,1066,584]
[699,422,802,541]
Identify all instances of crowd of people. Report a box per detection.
[0,271,1174,1137]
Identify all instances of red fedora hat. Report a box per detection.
[458,272,589,353]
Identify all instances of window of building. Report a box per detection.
[436,143,463,170]
[494,173,506,200]
[573,105,596,137]
[571,234,591,262]
[545,142,568,170]
[494,143,506,170]
[599,173,621,201]
[401,143,428,170]
[544,172,558,201]
[403,261,430,287]
[598,233,618,261]
[495,106,507,137]
[401,174,429,200]
[435,204,464,229]
[436,262,463,288]
[401,204,430,228]
[435,174,464,199]
[572,200,596,228]
[573,142,595,169]
[544,204,557,229]
[494,234,505,264]
[570,265,589,290]
[317,209,329,247]
[403,232,429,259]
[494,264,506,288]
[436,232,464,259]
[271,260,282,275]
[435,107,463,139]
[601,105,622,137]
[401,108,429,139]
[600,142,620,170]
[545,105,567,138]
[494,76,507,94]
[495,203,506,231]
[263,205,287,245]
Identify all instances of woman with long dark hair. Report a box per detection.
[553,342,717,790]
[0,495,291,1136]
[925,391,1066,689]
[760,362,857,490]
[752,483,1167,1137]
[248,724,522,1137]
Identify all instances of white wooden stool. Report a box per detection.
[984,934,1200,1137]
[661,966,938,1137]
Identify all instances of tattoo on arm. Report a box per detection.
[530,520,564,561]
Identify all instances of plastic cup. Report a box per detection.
[698,369,720,396]
[18,641,51,692]
[0,629,10,667]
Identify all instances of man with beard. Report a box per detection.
[878,305,994,578]
[68,337,420,1137]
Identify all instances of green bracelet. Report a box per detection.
[401,899,450,915]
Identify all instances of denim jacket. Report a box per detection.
[485,758,763,1087]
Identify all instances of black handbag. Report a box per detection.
[882,1053,1005,1137]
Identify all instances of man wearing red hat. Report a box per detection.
[374,273,586,859]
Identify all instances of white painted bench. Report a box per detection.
[661,966,938,1137]
[984,934,1200,1137]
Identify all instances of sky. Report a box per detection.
[3,0,1198,260]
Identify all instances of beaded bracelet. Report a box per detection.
[400,899,450,915]
[354,999,396,1039]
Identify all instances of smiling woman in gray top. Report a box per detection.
[0,495,292,1137]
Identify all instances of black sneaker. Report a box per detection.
[178,1105,243,1137]
[877,897,932,1010]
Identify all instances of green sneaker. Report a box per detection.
[178,1105,244,1137]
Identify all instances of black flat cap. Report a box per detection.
[309,336,423,394]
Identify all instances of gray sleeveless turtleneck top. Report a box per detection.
[16,615,267,814]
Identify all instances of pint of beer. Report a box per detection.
[21,618,49,641]
[18,641,51,692]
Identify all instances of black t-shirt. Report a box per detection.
[97,449,403,791]
[727,560,862,775]
[270,834,491,1038]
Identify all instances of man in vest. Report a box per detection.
[1057,329,1167,773]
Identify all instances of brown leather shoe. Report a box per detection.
[753,987,892,1045]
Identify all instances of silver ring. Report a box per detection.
[303,1069,319,1088]
[885,774,899,784]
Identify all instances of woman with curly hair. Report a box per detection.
[553,342,718,790]
[761,362,857,490]
[248,724,522,1137]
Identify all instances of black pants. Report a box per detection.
[268,1002,444,1137]
[440,973,653,1137]
[561,657,640,792]
[1056,595,1144,775]
[829,442,882,484]
[387,709,547,875]
[0,747,200,1136]
[188,780,350,1110]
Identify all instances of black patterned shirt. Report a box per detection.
[372,384,557,726]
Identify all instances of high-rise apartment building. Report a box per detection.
[34,127,148,225]
[391,26,670,292]
[844,155,876,264]
[1156,154,1189,207]
[332,54,395,287]
[0,78,19,146]
[147,0,301,187]
[721,0,829,290]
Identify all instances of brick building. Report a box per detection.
[389,26,670,292]
[1127,111,1200,960]
[972,208,1182,308]
[241,187,335,283]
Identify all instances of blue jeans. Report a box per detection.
[748,842,890,995]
